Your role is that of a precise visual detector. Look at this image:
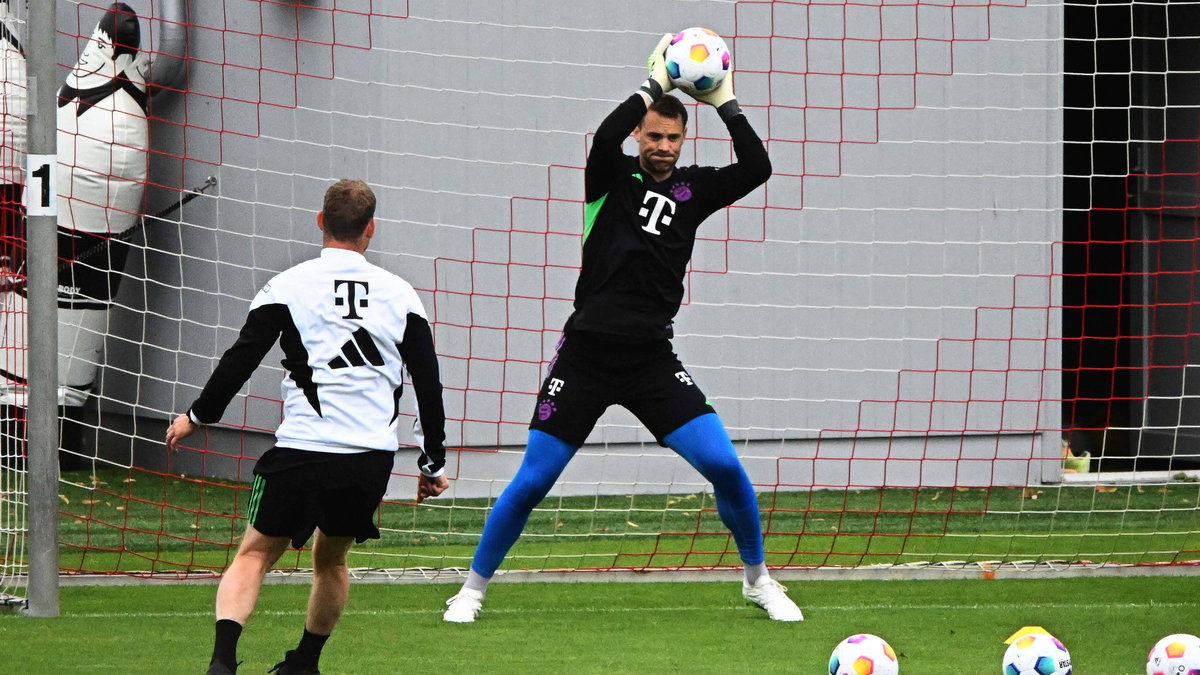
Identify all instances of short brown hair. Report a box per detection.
[643,94,689,128]
[322,179,376,241]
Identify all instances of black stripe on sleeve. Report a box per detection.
[396,313,447,475]
[277,307,321,416]
[189,303,289,424]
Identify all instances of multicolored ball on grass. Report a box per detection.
[828,633,899,675]
[1147,633,1200,675]
[1002,632,1072,675]
[663,27,730,95]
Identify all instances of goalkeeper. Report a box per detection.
[443,34,802,623]
[166,179,450,674]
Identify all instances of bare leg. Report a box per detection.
[216,524,290,623]
[306,529,354,634]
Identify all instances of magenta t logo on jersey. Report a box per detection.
[537,399,557,421]
[670,182,692,202]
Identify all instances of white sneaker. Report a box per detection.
[443,588,484,623]
[742,577,804,622]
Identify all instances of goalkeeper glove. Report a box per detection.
[639,33,675,101]
[689,71,743,123]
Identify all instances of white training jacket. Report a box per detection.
[188,248,447,476]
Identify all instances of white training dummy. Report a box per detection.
[55,2,150,408]
[0,2,187,468]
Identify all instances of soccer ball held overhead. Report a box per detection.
[664,27,731,95]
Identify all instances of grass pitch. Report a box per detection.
[1,576,1197,673]
[54,467,1200,574]
[24,468,1199,672]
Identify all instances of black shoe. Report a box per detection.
[267,651,320,675]
[206,660,239,675]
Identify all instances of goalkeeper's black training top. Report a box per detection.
[567,93,771,340]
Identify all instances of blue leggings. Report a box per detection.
[469,413,764,577]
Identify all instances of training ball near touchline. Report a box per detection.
[664,27,730,95]
[1002,632,1072,675]
[1147,633,1200,675]
[828,634,899,675]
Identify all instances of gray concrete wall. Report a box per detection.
[58,1,1061,491]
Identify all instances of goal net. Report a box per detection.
[1,0,1197,587]
[0,0,25,602]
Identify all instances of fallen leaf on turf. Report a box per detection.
[58,494,69,504]
[123,477,136,483]
[81,499,99,505]
[1096,486,1118,493]
[626,521,640,528]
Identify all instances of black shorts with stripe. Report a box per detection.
[247,447,394,549]
[528,330,715,447]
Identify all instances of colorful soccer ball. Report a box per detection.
[1147,633,1200,675]
[664,27,731,94]
[829,633,899,675]
[1003,632,1072,675]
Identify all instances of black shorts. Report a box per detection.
[528,330,715,447]
[247,447,394,549]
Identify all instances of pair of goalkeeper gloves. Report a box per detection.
[640,33,743,123]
